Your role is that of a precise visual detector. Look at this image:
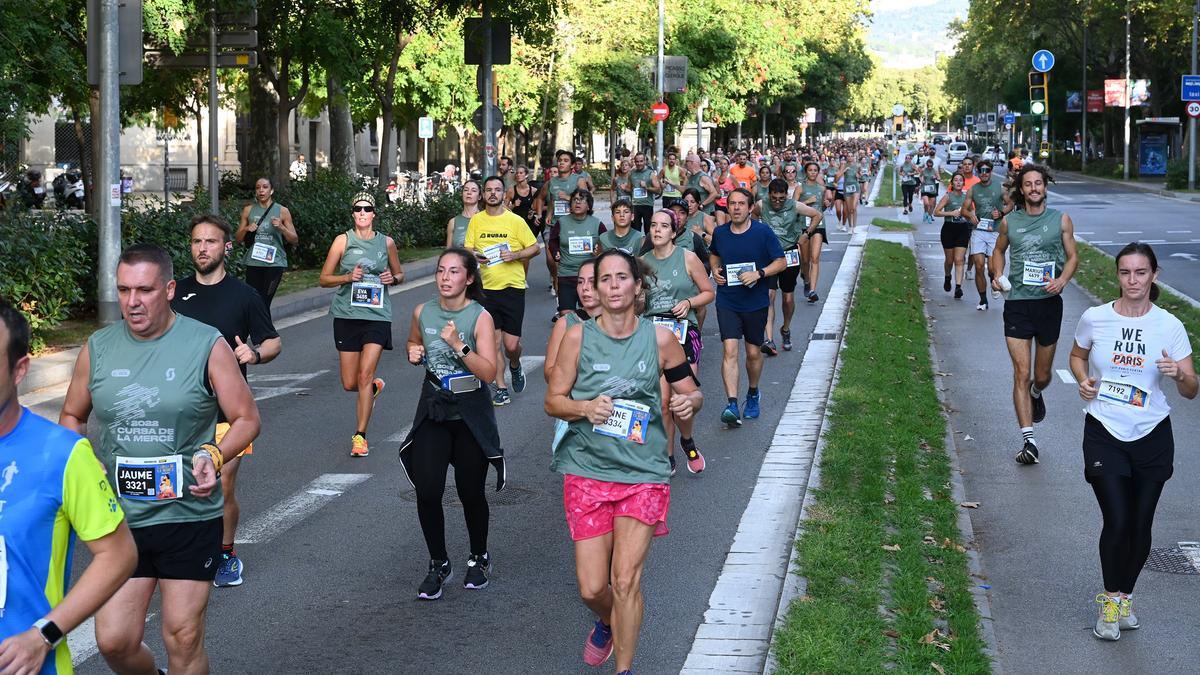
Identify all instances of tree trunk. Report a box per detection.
[194,109,204,189]
[247,68,278,186]
[608,117,617,180]
[276,63,293,189]
[379,103,395,181]
[328,73,356,175]
[532,52,556,171]
[374,36,405,181]
[455,125,469,178]
[554,80,574,156]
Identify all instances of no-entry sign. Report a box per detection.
[651,102,670,122]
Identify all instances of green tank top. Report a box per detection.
[451,214,472,248]
[674,227,696,253]
[686,171,715,214]
[557,214,603,277]
[823,165,838,187]
[943,191,967,223]
[419,299,485,420]
[330,229,392,322]
[548,174,578,220]
[1005,208,1066,301]
[968,181,1006,232]
[755,183,771,204]
[244,201,288,268]
[800,182,824,228]
[661,165,683,198]
[686,212,708,236]
[613,174,632,201]
[760,198,802,248]
[552,318,668,484]
[598,227,644,255]
[629,169,656,206]
[642,246,699,325]
[843,168,860,188]
[87,315,222,527]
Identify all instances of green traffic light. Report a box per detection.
[1031,101,1046,115]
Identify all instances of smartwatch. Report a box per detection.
[459,344,472,358]
[252,347,262,365]
[758,269,766,280]
[34,619,64,648]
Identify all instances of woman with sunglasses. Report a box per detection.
[319,192,405,457]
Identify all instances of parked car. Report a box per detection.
[947,142,970,163]
[933,134,952,145]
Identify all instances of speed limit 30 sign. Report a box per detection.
[1187,101,1200,119]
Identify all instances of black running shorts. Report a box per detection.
[1083,414,1174,483]
[1003,295,1064,346]
[557,276,581,313]
[131,517,224,581]
[940,221,972,249]
[716,305,767,346]
[481,287,526,336]
[333,318,393,352]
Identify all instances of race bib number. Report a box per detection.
[567,236,593,255]
[921,185,937,196]
[844,184,859,195]
[652,317,687,344]
[1099,379,1150,408]
[482,242,511,267]
[593,399,652,444]
[725,262,758,287]
[250,242,277,263]
[632,187,648,200]
[350,277,385,307]
[115,455,184,502]
[976,217,994,232]
[554,199,569,216]
[1021,260,1055,287]
[784,249,802,268]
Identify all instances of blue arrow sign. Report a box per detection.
[1182,75,1200,101]
[1032,50,1055,73]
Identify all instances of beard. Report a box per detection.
[194,254,224,275]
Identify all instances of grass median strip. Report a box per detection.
[773,241,990,674]
[873,164,899,207]
[1074,239,1200,338]
[872,217,914,231]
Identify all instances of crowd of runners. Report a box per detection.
[1,134,1193,675]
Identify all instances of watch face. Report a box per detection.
[39,620,64,645]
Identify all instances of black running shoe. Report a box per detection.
[944,276,951,292]
[1031,391,1046,424]
[463,553,490,590]
[954,286,963,300]
[760,340,779,357]
[1015,441,1040,465]
[780,328,793,351]
[418,559,452,600]
[807,291,819,304]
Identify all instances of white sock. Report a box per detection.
[1021,427,1035,445]
[1030,383,1043,398]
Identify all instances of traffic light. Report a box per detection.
[1029,71,1049,116]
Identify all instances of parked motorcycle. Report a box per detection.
[52,169,85,209]
[17,169,46,209]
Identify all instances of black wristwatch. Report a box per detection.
[252,348,262,365]
[758,269,766,280]
[459,344,472,358]
[34,619,64,648]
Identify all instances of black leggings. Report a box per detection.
[632,205,654,234]
[410,419,490,561]
[1090,475,1165,594]
[244,266,285,308]
[901,183,916,208]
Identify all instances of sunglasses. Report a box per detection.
[352,205,375,213]
[978,167,992,173]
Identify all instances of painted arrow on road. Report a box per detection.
[1171,252,1199,262]
[247,369,330,401]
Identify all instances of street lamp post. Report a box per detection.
[1190,0,1198,190]
[655,0,664,170]
[1082,16,1088,173]
[1123,1,1131,180]
[98,0,121,324]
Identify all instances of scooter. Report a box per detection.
[52,170,85,209]
[17,169,46,209]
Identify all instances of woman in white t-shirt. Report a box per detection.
[1069,242,1197,641]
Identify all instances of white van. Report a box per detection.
[947,142,970,164]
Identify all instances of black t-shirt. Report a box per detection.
[172,273,279,380]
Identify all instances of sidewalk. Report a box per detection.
[911,221,1200,671]
[17,253,442,396]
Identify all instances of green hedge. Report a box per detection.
[1165,159,1189,190]
[0,170,458,348]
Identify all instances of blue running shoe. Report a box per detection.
[744,391,761,419]
[213,553,244,587]
[721,401,742,427]
[509,363,527,394]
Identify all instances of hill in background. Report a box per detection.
[866,0,967,69]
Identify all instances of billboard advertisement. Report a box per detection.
[1066,91,1082,112]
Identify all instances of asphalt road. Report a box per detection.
[27,214,850,674]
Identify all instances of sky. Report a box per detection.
[866,0,968,69]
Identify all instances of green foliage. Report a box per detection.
[0,211,93,352]
[1082,158,1132,180]
[1165,158,1189,190]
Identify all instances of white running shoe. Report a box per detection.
[1094,594,1121,641]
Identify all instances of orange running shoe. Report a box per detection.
[350,433,369,457]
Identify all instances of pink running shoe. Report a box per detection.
[583,620,614,666]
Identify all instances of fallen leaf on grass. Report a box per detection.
[923,535,937,545]
[934,642,952,652]
[959,501,980,509]
[931,663,947,675]
[929,597,946,612]
[882,629,901,639]
[882,543,902,552]
[919,628,943,645]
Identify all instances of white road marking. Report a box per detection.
[70,613,156,666]
[235,473,372,544]
[248,370,330,401]
[385,425,413,444]
[274,275,437,330]
[1047,190,1072,202]
[1117,230,1142,234]
[1056,369,1076,385]
[1091,240,1113,244]
[1075,230,1094,235]
[520,355,546,371]
[1168,230,1193,234]
[1171,252,1199,262]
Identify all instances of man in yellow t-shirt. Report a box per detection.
[464,175,541,406]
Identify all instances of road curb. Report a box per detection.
[680,228,868,674]
[19,253,443,397]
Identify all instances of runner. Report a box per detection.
[830,157,847,230]
[857,153,872,206]
[919,158,940,223]
[505,166,537,235]
[534,150,585,296]
[400,248,504,600]
[173,213,282,588]
[499,155,515,192]
[899,155,918,215]
[754,179,822,354]
[708,188,786,427]
[754,165,773,205]
[545,264,602,383]
[933,173,971,300]
[643,210,715,475]
[58,244,260,674]
[841,157,862,234]
[958,156,980,191]
[728,151,758,194]
[0,297,136,675]
[236,177,298,308]
[799,161,828,304]
[466,176,542,406]
[598,198,645,254]
[548,188,605,318]
[446,180,481,248]
[628,153,660,234]
[988,163,1078,464]
[611,158,634,205]
[573,156,597,194]
[966,159,1012,311]
[713,155,735,226]
[546,249,703,674]
[658,150,685,209]
[781,163,802,201]
[1068,242,1197,640]
[319,191,405,456]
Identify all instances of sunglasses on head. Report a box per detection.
[352,205,375,213]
